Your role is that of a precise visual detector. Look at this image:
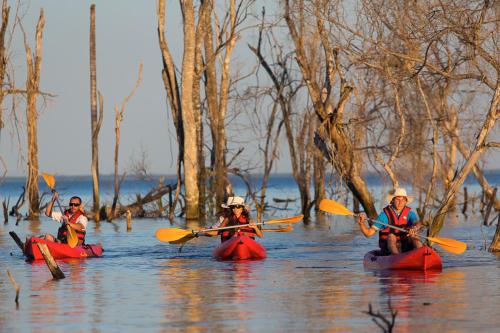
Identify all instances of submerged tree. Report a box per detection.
[89,4,103,222]
[283,0,377,217]
[22,8,44,220]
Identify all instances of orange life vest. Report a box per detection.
[378,205,411,248]
[220,215,256,242]
[57,210,86,244]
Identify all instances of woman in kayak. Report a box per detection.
[43,192,88,246]
[357,187,422,255]
[204,196,263,242]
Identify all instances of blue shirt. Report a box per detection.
[372,206,418,230]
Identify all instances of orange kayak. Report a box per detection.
[24,237,103,260]
[363,246,442,271]
[213,234,266,261]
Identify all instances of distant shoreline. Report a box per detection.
[2,170,499,182]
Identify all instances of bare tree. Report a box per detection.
[89,4,103,221]
[283,0,377,217]
[0,0,10,137]
[110,63,143,220]
[22,8,44,220]
[157,0,207,220]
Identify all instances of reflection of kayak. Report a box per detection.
[363,246,442,271]
[213,234,266,261]
[24,237,103,260]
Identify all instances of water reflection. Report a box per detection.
[29,259,88,327]
[27,220,42,237]
[158,259,266,331]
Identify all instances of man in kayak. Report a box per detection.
[44,192,88,245]
[203,196,263,242]
[357,187,422,255]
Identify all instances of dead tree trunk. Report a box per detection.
[0,0,10,136]
[23,9,44,220]
[157,0,205,220]
[89,4,102,222]
[284,0,377,218]
[110,63,142,220]
[249,15,316,219]
[157,0,183,220]
[430,84,500,236]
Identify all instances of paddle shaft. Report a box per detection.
[357,213,428,241]
[197,221,273,234]
[360,214,409,233]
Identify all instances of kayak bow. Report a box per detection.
[363,246,442,271]
[213,233,267,261]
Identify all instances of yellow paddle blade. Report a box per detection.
[156,228,193,243]
[66,224,78,248]
[319,199,355,216]
[263,224,294,232]
[41,172,56,190]
[168,234,197,244]
[427,236,467,255]
[265,214,304,225]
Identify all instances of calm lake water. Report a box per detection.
[0,174,499,332]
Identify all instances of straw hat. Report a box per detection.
[221,196,246,208]
[386,187,413,204]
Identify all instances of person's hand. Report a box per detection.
[249,220,258,229]
[357,213,366,225]
[408,226,420,238]
[79,204,85,213]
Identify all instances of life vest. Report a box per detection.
[378,205,411,248]
[220,215,256,242]
[57,210,86,244]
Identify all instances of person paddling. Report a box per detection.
[357,187,422,255]
[203,196,263,242]
[43,192,88,246]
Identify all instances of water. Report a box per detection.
[1,174,499,332]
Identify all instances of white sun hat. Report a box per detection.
[386,187,413,204]
[221,196,246,208]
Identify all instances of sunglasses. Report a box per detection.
[231,205,244,209]
[69,203,81,207]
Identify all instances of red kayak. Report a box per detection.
[24,237,103,260]
[363,246,442,271]
[213,233,266,261]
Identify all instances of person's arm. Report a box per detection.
[357,213,378,237]
[45,192,57,217]
[200,216,226,237]
[407,211,422,238]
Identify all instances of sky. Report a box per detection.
[1,1,205,177]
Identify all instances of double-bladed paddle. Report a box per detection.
[319,199,467,254]
[156,214,304,243]
[42,173,78,248]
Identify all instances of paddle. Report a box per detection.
[156,214,304,243]
[42,173,78,248]
[263,225,294,233]
[319,199,467,254]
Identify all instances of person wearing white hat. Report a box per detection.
[202,196,263,242]
[357,187,422,255]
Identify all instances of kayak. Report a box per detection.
[213,234,266,261]
[24,237,103,260]
[363,246,442,271]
